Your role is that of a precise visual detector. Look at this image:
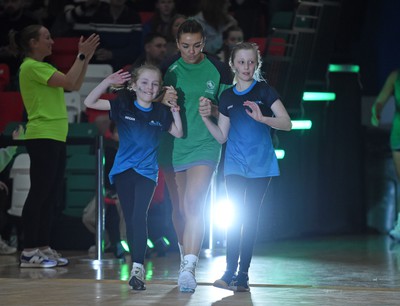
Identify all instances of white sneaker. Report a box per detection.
[20,249,57,268]
[41,248,69,266]
[0,237,17,255]
[178,255,197,293]
[129,262,146,290]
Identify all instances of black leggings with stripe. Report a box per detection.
[225,174,271,274]
[114,169,156,264]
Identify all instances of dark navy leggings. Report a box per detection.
[114,169,156,264]
[225,175,271,274]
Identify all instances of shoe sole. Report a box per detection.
[55,260,69,267]
[213,279,232,291]
[20,262,57,268]
[178,270,196,293]
[129,276,146,290]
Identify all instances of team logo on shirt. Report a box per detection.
[149,120,162,127]
[205,80,216,94]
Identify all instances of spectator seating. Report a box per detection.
[79,64,113,104]
[64,91,81,123]
[0,91,24,133]
[85,92,116,123]
[8,153,30,217]
[0,63,10,91]
[48,37,80,74]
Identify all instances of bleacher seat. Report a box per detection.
[0,91,24,133]
[79,64,113,105]
[64,122,99,217]
[48,37,80,74]
[248,37,267,56]
[85,93,116,123]
[0,63,10,91]
[8,153,30,217]
[139,11,154,24]
[65,91,81,123]
[64,153,96,218]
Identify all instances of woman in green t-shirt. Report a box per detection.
[160,19,233,293]
[10,25,99,268]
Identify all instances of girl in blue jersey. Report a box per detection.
[200,42,292,292]
[84,65,182,290]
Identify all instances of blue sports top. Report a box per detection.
[219,80,280,178]
[109,91,173,183]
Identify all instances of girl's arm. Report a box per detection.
[199,96,230,143]
[371,70,398,126]
[168,106,183,138]
[48,34,100,91]
[244,99,292,131]
[84,70,131,110]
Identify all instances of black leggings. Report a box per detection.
[22,139,66,249]
[225,175,271,274]
[114,169,156,264]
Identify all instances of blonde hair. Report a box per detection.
[229,42,264,84]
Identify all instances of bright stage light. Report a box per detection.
[213,198,234,229]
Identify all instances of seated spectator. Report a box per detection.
[132,32,167,69]
[229,0,267,39]
[142,0,176,38]
[193,0,237,55]
[0,125,24,255]
[165,13,186,58]
[89,0,142,71]
[216,25,243,65]
[64,0,102,25]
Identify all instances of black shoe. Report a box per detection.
[230,272,250,292]
[213,271,235,290]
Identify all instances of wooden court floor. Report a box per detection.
[1,234,400,305]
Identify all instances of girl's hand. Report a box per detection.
[171,105,180,112]
[159,86,178,107]
[199,96,212,117]
[107,70,131,86]
[243,100,263,122]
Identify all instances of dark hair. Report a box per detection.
[229,42,263,82]
[176,18,204,41]
[222,25,243,40]
[9,24,43,58]
[169,13,186,41]
[200,0,231,30]
[143,32,167,46]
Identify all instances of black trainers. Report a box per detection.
[213,271,235,290]
[230,272,250,292]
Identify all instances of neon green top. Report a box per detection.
[159,54,232,167]
[19,57,68,142]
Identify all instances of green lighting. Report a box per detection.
[120,264,130,281]
[162,236,170,246]
[291,120,312,130]
[302,92,336,101]
[275,149,285,159]
[328,64,360,73]
[147,239,154,249]
[121,240,130,252]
